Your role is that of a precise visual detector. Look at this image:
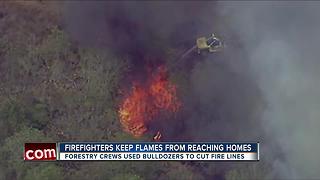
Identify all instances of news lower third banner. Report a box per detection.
[24,142,259,161]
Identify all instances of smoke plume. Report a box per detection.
[215,1,320,178]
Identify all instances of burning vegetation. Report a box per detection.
[118,65,181,138]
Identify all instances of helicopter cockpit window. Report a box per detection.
[206,38,214,45]
[207,38,221,47]
[212,39,221,46]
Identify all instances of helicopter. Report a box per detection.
[196,33,224,54]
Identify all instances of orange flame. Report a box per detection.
[153,131,162,141]
[149,66,181,112]
[118,65,181,137]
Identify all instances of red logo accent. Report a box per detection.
[24,143,56,161]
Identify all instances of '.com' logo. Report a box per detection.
[24,143,57,161]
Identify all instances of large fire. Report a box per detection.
[118,65,181,138]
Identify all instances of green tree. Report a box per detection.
[24,164,63,180]
[0,97,49,142]
[50,48,128,141]
[0,127,61,180]
[225,164,273,180]
[111,173,143,180]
